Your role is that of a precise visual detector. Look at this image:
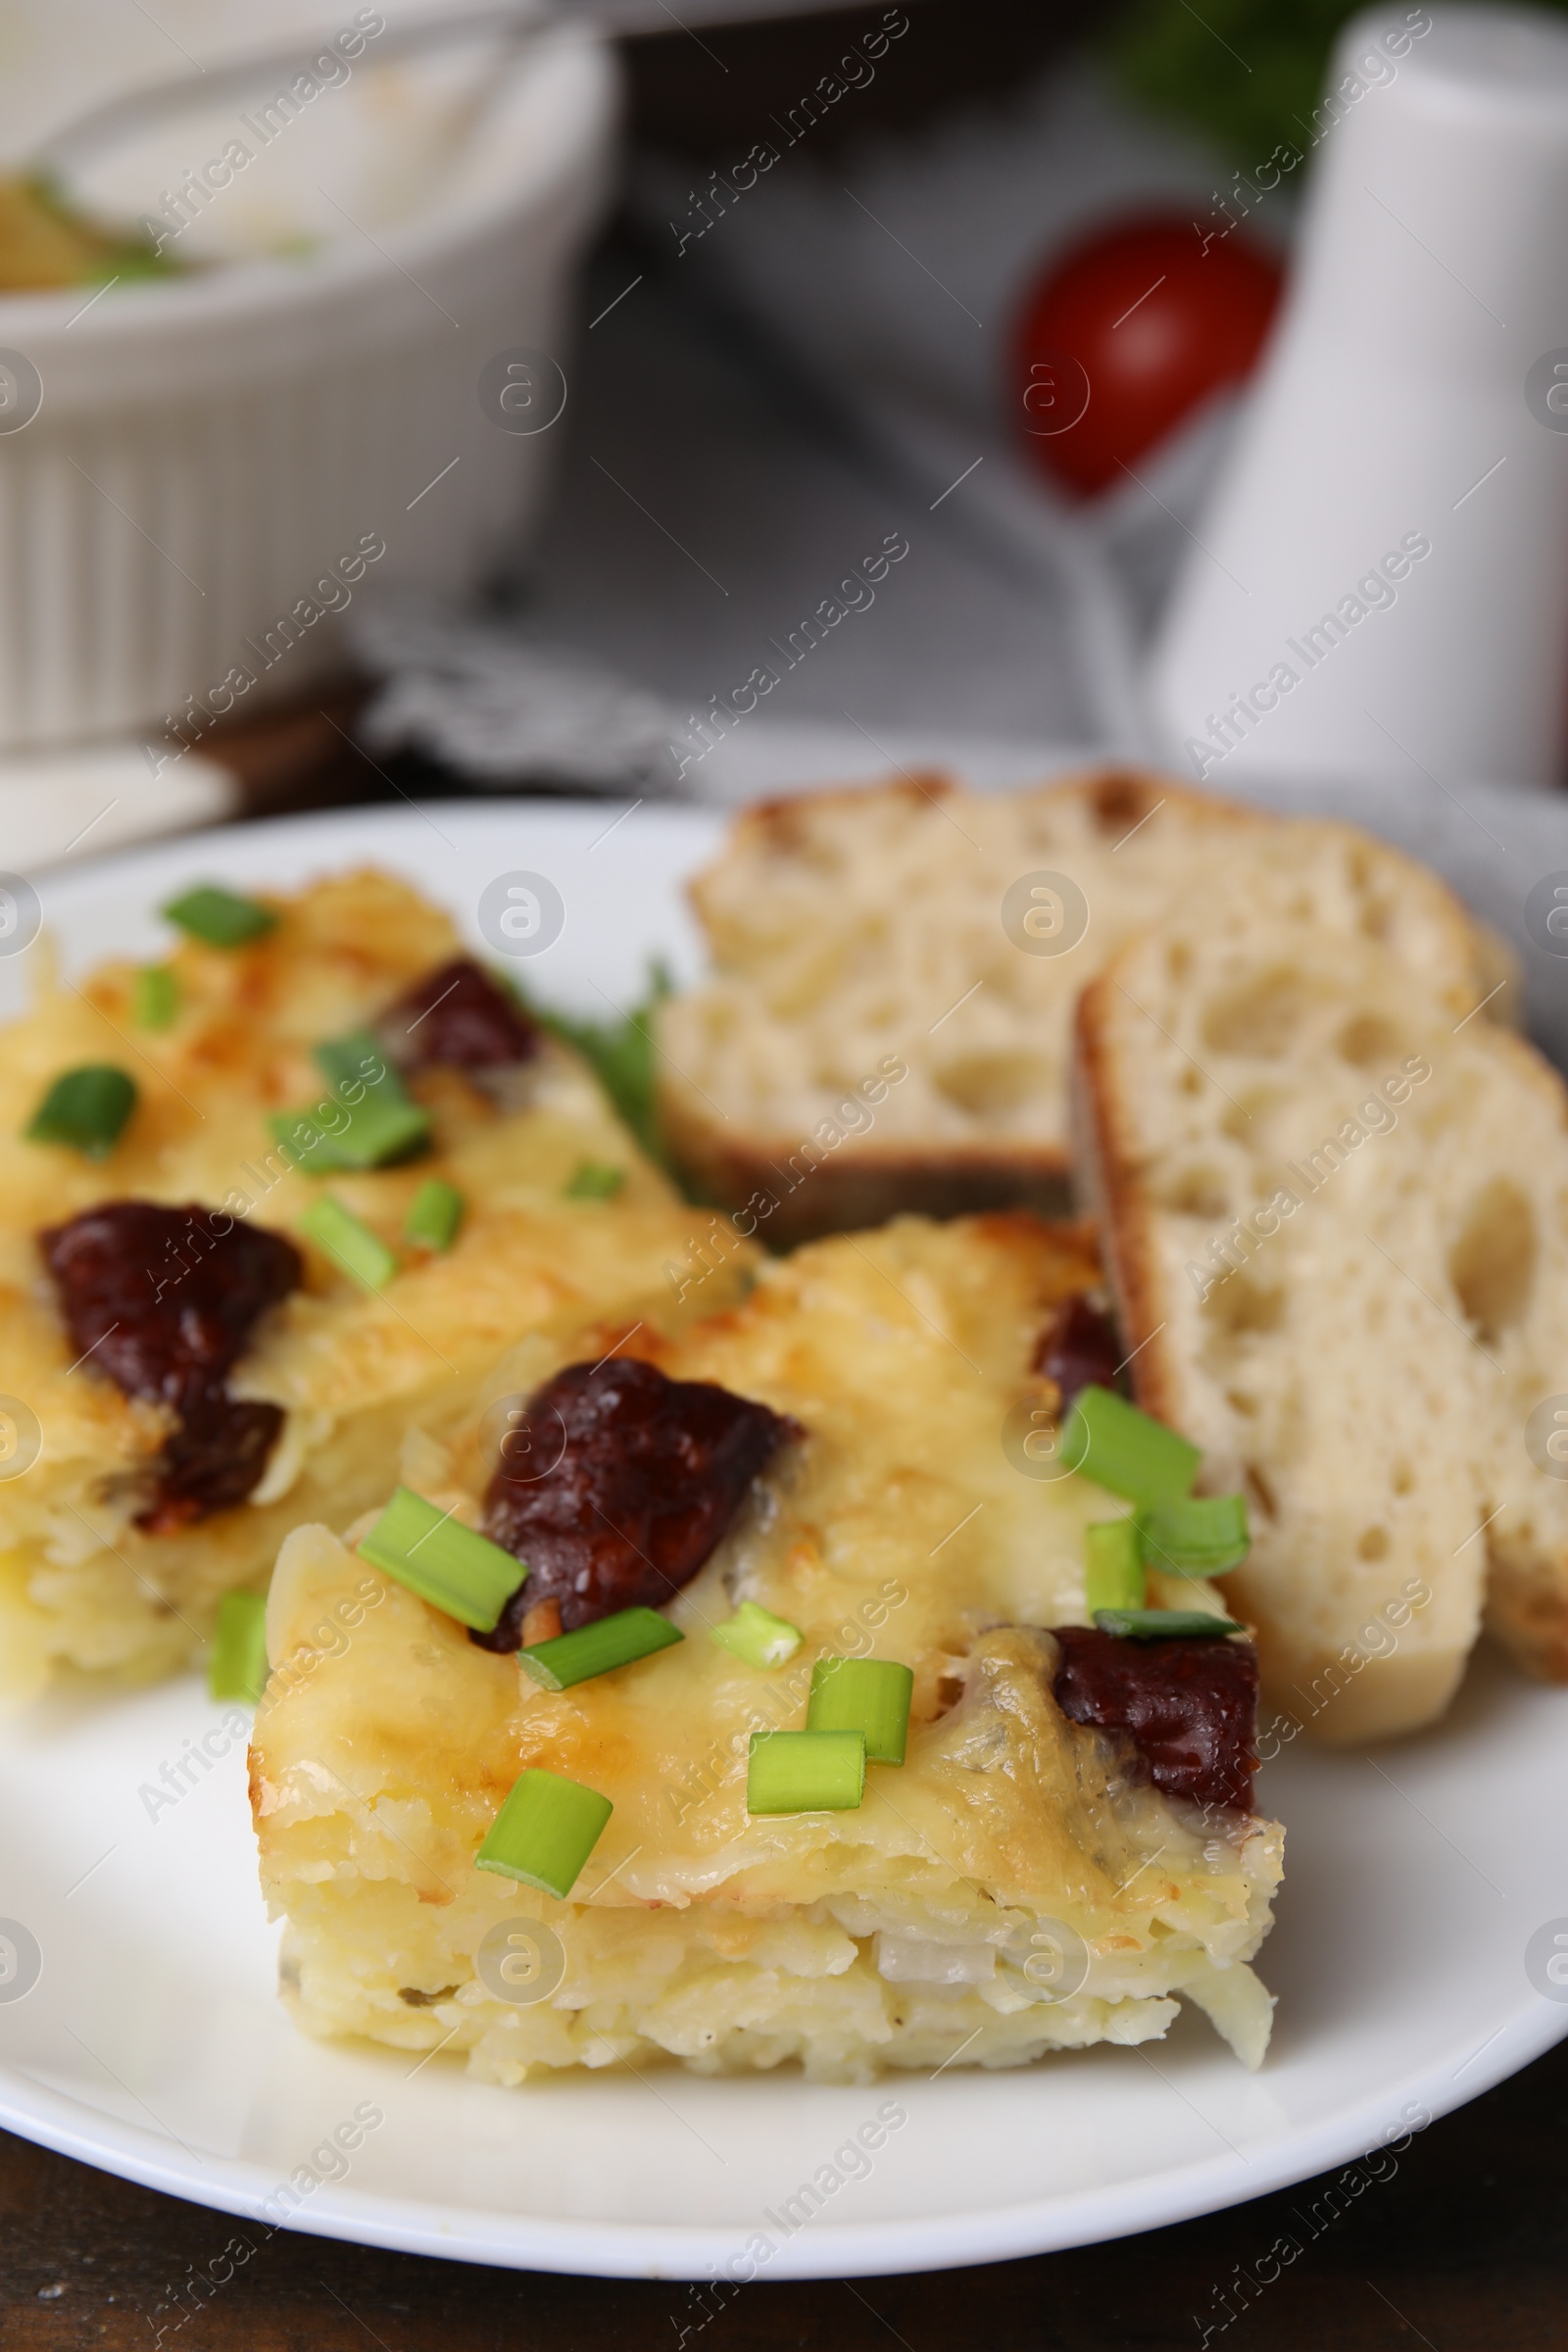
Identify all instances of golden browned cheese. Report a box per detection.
[0,870,754,1691]
[253,1215,1283,2084]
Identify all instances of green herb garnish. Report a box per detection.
[356,1486,522,1631]
[1094,1608,1247,1641]
[209,1589,270,1703]
[272,1030,430,1172]
[1138,1494,1250,1577]
[710,1600,802,1670]
[564,1159,625,1200]
[1085,1519,1146,1616]
[747,1729,866,1815]
[25,1064,136,1157]
[131,965,180,1031]
[404,1178,464,1251]
[476,1769,613,1898]
[299,1196,398,1293]
[516,1606,682,1691]
[807,1657,913,1765]
[1060,1386,1201,1507]
[163,884,276,949]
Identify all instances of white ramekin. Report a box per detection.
[0,22,617,754]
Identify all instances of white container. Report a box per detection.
[1146,5,1568,795]
[0,20,617,753]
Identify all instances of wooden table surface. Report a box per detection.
[1,2032,1561,2350]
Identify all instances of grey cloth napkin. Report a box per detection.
[350,64,1275,792]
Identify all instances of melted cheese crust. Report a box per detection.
[0,870,750,1690]
[254,1215,1283,2083]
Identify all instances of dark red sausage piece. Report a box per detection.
[148,1396,289,1534]
[1034,1294,1122,1415]
[475,1357,798,1648]
[1051,1626,1259,1813]
[39,1201,302,1532]
[384,958,540,1073]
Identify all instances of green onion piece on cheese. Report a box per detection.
[404,1178,464,1251]
[475,1768,612,1898]
[1138,1494,1250,1577]
[300,1195,398,1293]
[710,1600,802,1669]
[208,1589,270,1703]
[1094,1608,1246,1642]
[1060,1385,1200,1506]
[132,964,180,1031]
[270,1028,431,1173]
[356,1485,523,1632]
[807,1657,913,1765]
[1085,1520,1146,1616]
[25,1064,136,1158]
[163,883,276,948]
[564,1159,626,1200]
[517,1606,683,1690]
[748,1728,866,1814]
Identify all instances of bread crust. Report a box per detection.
[659,1102,1073,1247]
[1070,977,1175,1419]
[1485,1571,1568,1681]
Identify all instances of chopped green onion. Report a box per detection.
[748,1729,865,1814]
[475,1767,612,1897]
[1094,1608,1247,1641]
[710,1600,802,1670]
[163,883,276,949]
[132,964,180,1031]
[356,1485,523,1632]
[209,1588,270,1702]
[300,1195,398,1292]
[807,1657,913,1765]
[25,1064,136,1158]
[272,1029,431,1172]
[1138,1494,1250,1577]
[564,1159,625,1200]
[1060,1385,1200,1507]
[1085,1520,1146,1616]
[404,1178,464,1251]
[517,1605,683,1690]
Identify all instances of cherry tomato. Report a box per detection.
[1009,213,1284,499]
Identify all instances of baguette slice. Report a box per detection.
[1074,913,1568,1737]
[657,770,1502,1245]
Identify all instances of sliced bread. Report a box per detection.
[1073,912,1568,1738]
[656,770,1503,1245]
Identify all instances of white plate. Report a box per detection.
[2,795,1567,2283]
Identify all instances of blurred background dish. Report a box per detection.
[6,0,1568,846]
[0,2,615,754]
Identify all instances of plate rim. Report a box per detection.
[6,788,1568,2278]
[4,1990,1565,2281]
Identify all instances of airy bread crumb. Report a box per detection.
[1074,913,1568,1734]
[657,771,1498,1243]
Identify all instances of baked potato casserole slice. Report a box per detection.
[253,1213,1282,2083]
[0,868,750,1695]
